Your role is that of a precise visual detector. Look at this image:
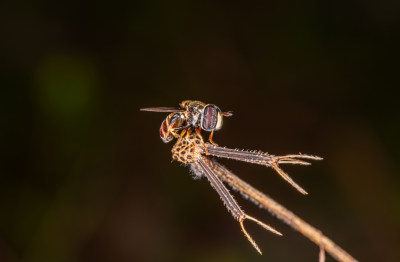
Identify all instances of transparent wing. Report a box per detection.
[140,107,185,112]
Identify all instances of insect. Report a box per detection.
[141,101,322,254]
[159,112,186,143]
[140,100,232,145]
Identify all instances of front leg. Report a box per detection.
[195,128,210,155]
[208,131,218,146]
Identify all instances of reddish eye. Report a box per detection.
[201,105,218,131]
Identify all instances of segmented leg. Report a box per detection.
[195,128,209,155]
[179,128,187,138]
[208,131,218,146]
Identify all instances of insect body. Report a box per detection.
[159,112,186,143]
[141,100,232,145]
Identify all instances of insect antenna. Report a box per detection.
[223,111,233,117]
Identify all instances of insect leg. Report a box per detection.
[179,129,186,138]
[195,128,210,155]
[208,131,219,146]
[175,123,191,131]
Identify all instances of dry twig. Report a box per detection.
[204,152,357,262]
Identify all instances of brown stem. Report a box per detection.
[208,158,358,262]
[205,143,322,195]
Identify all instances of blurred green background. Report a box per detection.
[1,1,399,261]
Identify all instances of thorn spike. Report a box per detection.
[245,215,282,236]
[239,219,263,255]
[272,162,308,195]
[238,215,282,255]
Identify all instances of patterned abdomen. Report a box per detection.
[160,112,185,143]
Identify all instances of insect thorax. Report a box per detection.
[181,101,206,128]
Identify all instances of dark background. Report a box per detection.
[1,1,399,261]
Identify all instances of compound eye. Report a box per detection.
[215,110,223,130]
[201,105,221,131]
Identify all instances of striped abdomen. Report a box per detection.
[160,112,185,143]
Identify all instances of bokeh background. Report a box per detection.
[1,1,399,261]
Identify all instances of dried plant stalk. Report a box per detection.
[191,159,282,254]
[205,157,358,262]
[169,132,357,261]
[206,144,322,195]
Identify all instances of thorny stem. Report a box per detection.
[207,159,358,262]
[192,159,281,254]
[206,144,322,195]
